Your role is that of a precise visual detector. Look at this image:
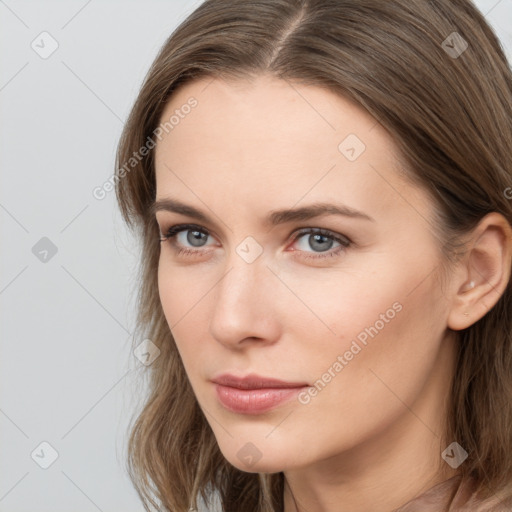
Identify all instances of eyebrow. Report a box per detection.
[150,198,375,225]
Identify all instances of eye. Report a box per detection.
[159,223,352,260]
[290,228,351,260]
[159,223,216,257]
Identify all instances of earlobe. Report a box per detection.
[447,213,512,331]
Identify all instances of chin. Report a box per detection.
[228,457,288,474]
[217,440,300,474]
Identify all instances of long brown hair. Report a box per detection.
[115,1,512,510]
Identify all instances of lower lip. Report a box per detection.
[214,384,306,414]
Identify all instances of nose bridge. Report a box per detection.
[215,248,270,316]
[208,242,279,345]
[218,233,271,301]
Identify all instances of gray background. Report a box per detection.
[1,1,511,510]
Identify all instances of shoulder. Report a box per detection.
[194,488,223,512]
[452,478,512,511]
[393,475,512,512]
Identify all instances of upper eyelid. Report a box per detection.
[159,223,214,239]
[160,223,350,246]
[158,220,218,239]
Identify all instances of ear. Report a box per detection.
[447,212,512,331]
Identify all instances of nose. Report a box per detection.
[208,251,282,350]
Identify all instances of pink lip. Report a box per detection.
[211,373,309,414]
[211,373,309,389]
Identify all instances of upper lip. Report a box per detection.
[211,373,308,389]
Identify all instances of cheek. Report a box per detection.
[157,256,211,326]
[157,260,178,326]
[157,261,214,403]
[293,270,446,437]
[157,259,205,359]
[275,264,404,359]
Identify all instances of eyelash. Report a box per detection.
[159,223,352,260]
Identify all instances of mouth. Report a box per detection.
[211,373,309,414]
[211,372,309,389]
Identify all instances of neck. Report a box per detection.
[283,334,459,512]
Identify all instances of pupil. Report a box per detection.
[188,230,206,247]
[310,234,333,252]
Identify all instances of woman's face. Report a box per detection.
[153,75,458,474]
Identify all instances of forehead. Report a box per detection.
[156,74,384,161]
[158,75,388,168]
[153,75,432,231]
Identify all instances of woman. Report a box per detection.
[115,0,512,510]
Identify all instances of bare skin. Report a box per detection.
[152,74,512,512]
